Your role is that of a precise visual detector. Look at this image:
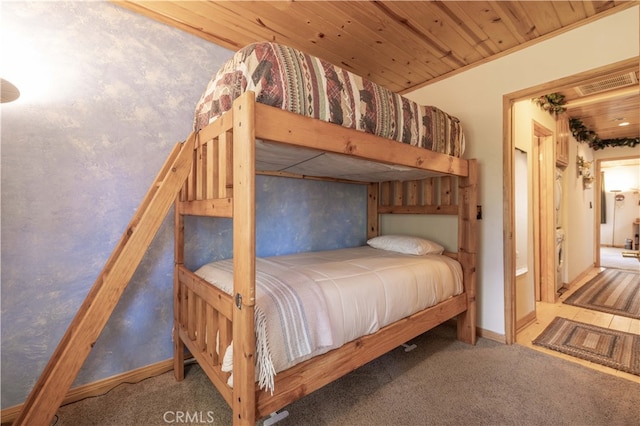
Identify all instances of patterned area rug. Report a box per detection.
[532,317,640,376]
[563,268,640,319]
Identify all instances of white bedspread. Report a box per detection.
[194,246,463,392]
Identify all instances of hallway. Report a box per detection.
[600,246,640,271]
[517,267,640,384]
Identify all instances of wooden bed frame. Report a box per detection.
[173,91,477,425]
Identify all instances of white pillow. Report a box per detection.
[366,235,444,255]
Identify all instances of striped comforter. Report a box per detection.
[194,42,465,157]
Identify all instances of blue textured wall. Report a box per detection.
[0,2,365,409]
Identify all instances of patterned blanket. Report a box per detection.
[194,42,465,157]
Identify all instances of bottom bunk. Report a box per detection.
[173,242,473,422]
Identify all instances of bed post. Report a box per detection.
[367,182,379,239]
[457,159,478,344]
[173,161,188,382]
[232,92,257,425]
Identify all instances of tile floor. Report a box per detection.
[516,267,640,384]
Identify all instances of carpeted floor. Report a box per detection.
[532,317,640,376]
[600,247,640,271]
[563,268,640,319]
[52,323,640,426]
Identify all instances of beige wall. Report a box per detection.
[389,6,640,336]
[564,133,597,281]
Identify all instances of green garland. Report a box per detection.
[532,93,567,115]
[569,118,639,150]
[533,93,639,150]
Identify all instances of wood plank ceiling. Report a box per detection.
[116,1,639,142]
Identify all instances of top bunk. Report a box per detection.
[191,42,470,182]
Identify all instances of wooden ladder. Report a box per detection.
[13,133,196,426]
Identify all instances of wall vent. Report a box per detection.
[575,72,638,96]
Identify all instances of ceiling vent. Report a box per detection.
[575,72,638,96]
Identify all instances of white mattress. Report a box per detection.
[194,246,463,391]
[270,247,463,342]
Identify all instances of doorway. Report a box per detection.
[513,120,556,332]
[503,57,640,344]
[596,156,640,270]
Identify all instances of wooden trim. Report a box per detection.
[503,97,515,345]
[531,133,541,304]
[476,327,506,344]
[0,358,180,425]
[595,159,603,267]
[533,121,556,304]
[516,310,537,332]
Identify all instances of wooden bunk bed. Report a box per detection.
[173,42,478,425]
[13,41,476,426]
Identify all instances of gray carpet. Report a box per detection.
[54,323,640,426]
